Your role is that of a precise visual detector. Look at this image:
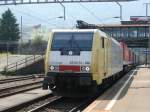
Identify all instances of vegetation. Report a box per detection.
[0,9,20,41]
[32,35,44,46]
[18,35,47,55]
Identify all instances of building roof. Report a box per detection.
[97,24,150,28]
[97,20,150,28]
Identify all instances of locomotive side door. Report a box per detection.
[101,37,107,77]
[104,38,109,77]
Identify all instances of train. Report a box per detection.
[42,29,139,97]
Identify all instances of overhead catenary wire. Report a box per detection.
[79,3,104,23]
[13,4,80,28]
[2,5,59,27]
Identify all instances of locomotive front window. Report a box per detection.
[51,32,93,51]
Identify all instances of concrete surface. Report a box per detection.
[0,89,50,111]
[83,66,150,112]
[0,55,43,72]
[15,58,44,75]
[0,55,27,71]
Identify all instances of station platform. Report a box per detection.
[83,65,150,112]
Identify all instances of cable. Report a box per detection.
[3,5,59,27]
[79,3,103,23]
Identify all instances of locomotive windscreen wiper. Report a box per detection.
[51,32,93,51]
[59,34,81,51]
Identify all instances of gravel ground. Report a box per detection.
[16,96,87,112]
[16,95,54,112]
[40,98,87,112]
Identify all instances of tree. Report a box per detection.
[0,9,20,41]
[32,35,43,46]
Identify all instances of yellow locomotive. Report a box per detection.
[43,29,123,97]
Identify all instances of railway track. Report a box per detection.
[15,95,86,112]
[0,89,91,112]
[25,96,96,112]
[0,90,104,112]
[28,71,133,112]
[0,71,133,112]
[26,96,62,112]
[0,81,42,98]
[0,75,43,84]
[1,93,56,112]
[0,75,43,98]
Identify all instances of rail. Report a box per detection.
[0,75,35,84]
[5,55,44,72]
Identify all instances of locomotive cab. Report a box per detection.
[43,30,97,97]
[43,29,123,97]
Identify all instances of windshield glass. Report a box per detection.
[51,32,93,51]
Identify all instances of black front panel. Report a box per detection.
[43,72,97,97]
[46,72,92,87]
[51,32,93,52]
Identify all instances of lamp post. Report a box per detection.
[6,42,9,69]
[49,16,64,21]
[57,0,66,21]
[20,16,23,54]
[116,2,123,21]
[21,16,23,43]
[148,22,150,65]
[143,3,150,65]
[144,3,150,17]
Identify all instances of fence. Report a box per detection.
[5,55,44,72]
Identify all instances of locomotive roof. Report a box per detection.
[51,29,108,38]
[51,29,120,46]
[52,29,98,33]
[111,37,121,46]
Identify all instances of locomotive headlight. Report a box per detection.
[50,66,55,70]
[81,66,90,72]
[85,66,90,72]
[49,65,59,71]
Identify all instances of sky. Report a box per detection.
[0,0,150,28]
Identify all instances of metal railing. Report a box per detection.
[5,55,44,72]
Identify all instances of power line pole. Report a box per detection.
[116,2,123,21]
[21,16,23,43]
[57,0,66,20]
[144,3,150,65]
[20,16,23,54]
[144,3,150,16]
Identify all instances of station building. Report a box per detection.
[76,17,150,64]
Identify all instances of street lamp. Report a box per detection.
[113,16,120,19]
[57,16,64,19]
[115,2,123,21]
[49,16,64,20]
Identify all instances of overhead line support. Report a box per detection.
[143,3,150,17]
[57,0,66,20]
[115,2,123,21]
[0,0,136,5]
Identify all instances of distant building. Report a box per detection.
[19,25,49,43]
[77,18,150,48]
[21,26,32,43]
[97,20,150,48]
[76,18,150,64]
[31,24,49,41]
